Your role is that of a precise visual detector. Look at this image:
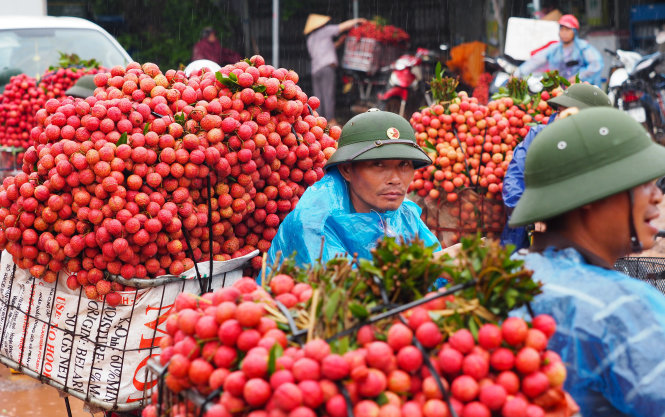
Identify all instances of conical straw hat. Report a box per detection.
[304,14,331,35]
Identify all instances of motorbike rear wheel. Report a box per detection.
[381,97,404,116]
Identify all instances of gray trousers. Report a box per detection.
[312,65,336,121]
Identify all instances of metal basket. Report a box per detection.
[411,188,506,247]
[144,360,213,417]
[341,36,404,74]
[144,277,482,417]
[614,256,665,294]
[0,250,255,412]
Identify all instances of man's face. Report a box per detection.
[338,159,415,213]
[559,26,575,44]
[630,180,663,250]
[591,180,663,253]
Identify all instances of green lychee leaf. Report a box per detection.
[253,84,267,93]
[374,331,387,342]
[349,303,369,320]
[468,317,479,339]
[324,290,342,322]
[333,336,350,354]
[117,132,128,146]
[267,343,283,375]
[221,78,239,89]
[143,123,151,135]
[215,72,240,90]
[376,393,389,406]
[277,322,290,332]
[504,288,519,309]
[422,140,436,153]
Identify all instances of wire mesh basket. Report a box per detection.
[614,256,665,294]
[341,36,404,74]
[143,275,485,417]
[412,188,506,247]
[0,250,255,412]
[144,360,214,417]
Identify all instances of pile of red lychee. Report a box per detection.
[143,274,570,417]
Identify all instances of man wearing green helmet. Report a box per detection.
[501,83,612,250]
[266,109,442,269]
[510,107,665,416]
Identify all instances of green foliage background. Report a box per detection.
[91,0,240,71]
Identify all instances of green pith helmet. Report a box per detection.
[547,83,612,109]
[325,109,432,169]
[509,107,665,226]
[65,75,97,99]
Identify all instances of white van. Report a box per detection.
[0,15,132,80]
[2,0,47,16]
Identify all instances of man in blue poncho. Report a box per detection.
[267,109,442,269]
[510,107,665,416]
[514,14,603,86]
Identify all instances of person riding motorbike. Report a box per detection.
[501,83,612,250]
[514,14,604,86]
[509,107,665,416]
[266,109,442,270]
[191,26,242,66]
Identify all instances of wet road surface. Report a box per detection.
[0,364,101,417]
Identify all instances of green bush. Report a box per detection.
[92,0,240,70]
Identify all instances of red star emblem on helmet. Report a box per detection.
[386,127,400,139]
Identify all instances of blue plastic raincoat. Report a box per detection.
[500,117,555,250]
[266,168,441,270]
[513,247,665,417]
[516,38,604,86]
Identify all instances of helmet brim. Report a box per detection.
[509,141,665,226]
[325,141,432,170]
[65,85,95,99]
[548,94,591,110]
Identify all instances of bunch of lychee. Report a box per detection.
[143,274,568,417]
[0,67,103,151]
[0,56,338,304]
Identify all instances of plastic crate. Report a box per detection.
[0,249,255,412]
[342,36,404,74]
[614,256,665,294]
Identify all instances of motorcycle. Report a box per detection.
[605,47,665,142]
[485,54,522,95]
[343,45,446,117]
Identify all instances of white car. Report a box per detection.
[0,15,132,81]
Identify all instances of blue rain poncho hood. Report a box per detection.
[512,247,665,417]
[266,168,441,269]
[500,116,555,251]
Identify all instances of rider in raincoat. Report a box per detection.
[510,107,665,416]
[501,83,612,250]
[515,15,604,86]
[266,110,441,269]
